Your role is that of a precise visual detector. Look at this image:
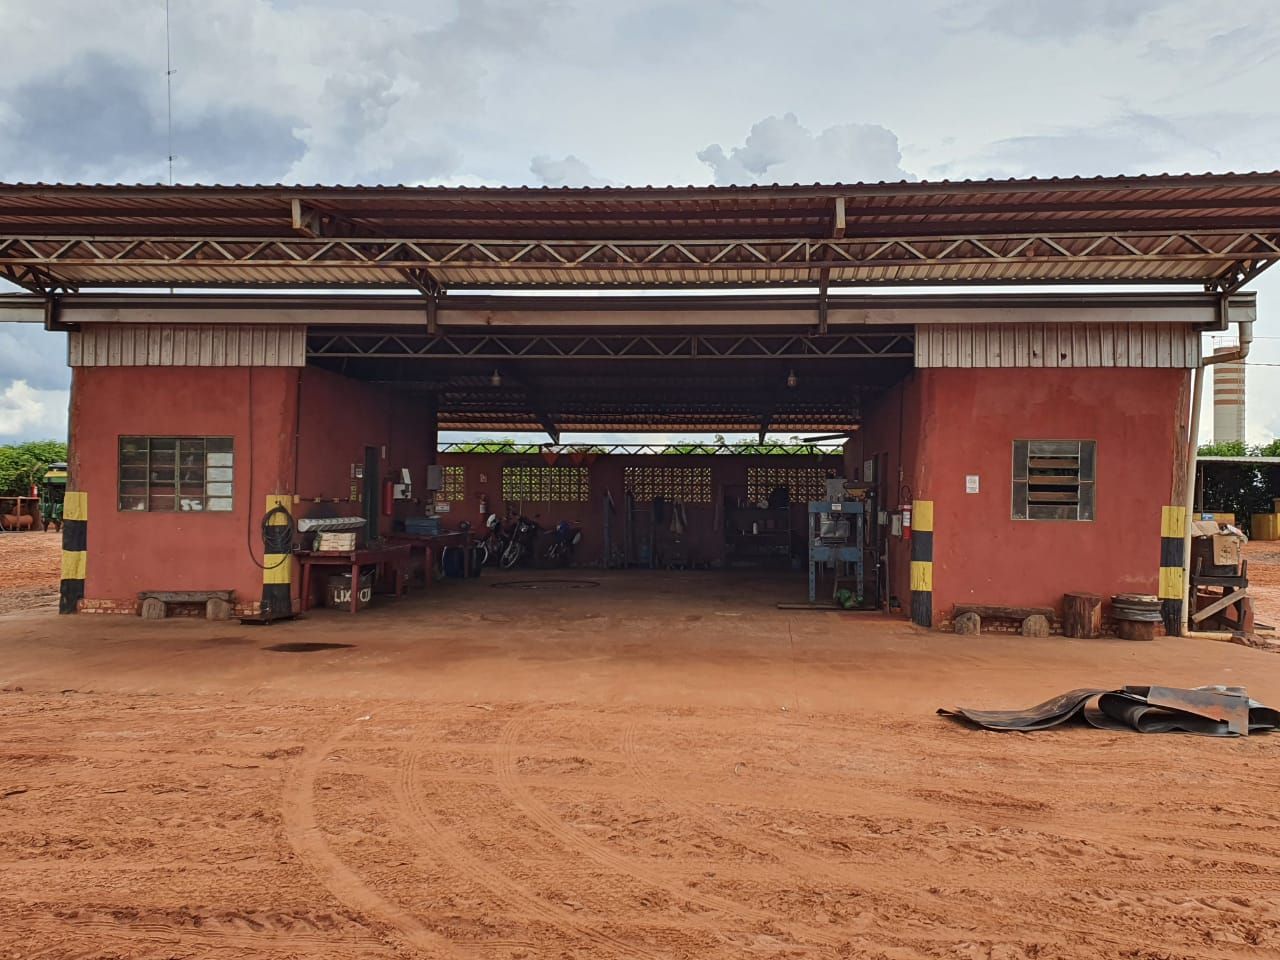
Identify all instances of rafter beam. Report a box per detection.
[1210,257,1277,294]
[499,368,561,443]
[290,199,324,238]
[0,262,77,294]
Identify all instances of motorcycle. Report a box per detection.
[543,520,583,566]
[499,513,542,569]
[477,512,508,567]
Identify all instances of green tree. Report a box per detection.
[1195,438,1280,535]
[0,440,68,497]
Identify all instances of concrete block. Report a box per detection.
[140,598,167,620]
[205,598,233,621]
[1021,614,1050,638]
[954,611,981,636]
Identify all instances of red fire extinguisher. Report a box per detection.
[900,504,912,541]
[479,493,489,518]
[382,478,394,516]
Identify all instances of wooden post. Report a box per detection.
[1063,593,1102,639]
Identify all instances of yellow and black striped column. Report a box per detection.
[910,499,934,627]
[59,491,88,614]
[260,494,294,619]
[1159,505,1186,636]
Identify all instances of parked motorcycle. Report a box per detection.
[499,513,542,569]
[477,512,508,567]
[543,520,583,566]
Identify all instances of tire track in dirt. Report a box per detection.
[495,710,853,952]
[618,718,1271,959]
[619,724,1280,876]
[282,718,461,958]
[395,725,665,960]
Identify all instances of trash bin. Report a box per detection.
[326,569,374,611]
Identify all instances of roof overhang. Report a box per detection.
[2,173,1279,293]
[0,290,1257,329]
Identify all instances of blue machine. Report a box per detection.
[807,498,866,604]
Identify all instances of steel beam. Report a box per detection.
[305,330,916,361]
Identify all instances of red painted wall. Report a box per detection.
[912,367,1189,618]
[857,371,927,609]
[293,367,432,537]
[69,365,435,611]
[436,451,841,566]
[69,366,298,607]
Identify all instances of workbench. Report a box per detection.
[297,543,412,613]
[388,530,473,584]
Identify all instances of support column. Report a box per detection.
[910,499,934,627]
[425,392,439,467]
[1159,505,1186,636]
[59,491,88,614]
[260,494,294,619]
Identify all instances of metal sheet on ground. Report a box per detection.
[939,685,1279,737]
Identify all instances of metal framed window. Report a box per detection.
[501,465,589,503]
[1012,440,1095,521]
[118,436,234,512]
[746,466,829,505]
[623,465,712,503]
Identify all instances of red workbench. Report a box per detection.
[297,543,412,613]
[387,530,473,585]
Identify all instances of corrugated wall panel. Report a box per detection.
[916,323,1200,368]
[69,324,306,367]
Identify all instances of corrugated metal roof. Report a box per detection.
[2,173,1279,290]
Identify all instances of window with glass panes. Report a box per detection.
[118,437,234,512]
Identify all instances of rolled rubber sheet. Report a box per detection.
[939,685,1279,737]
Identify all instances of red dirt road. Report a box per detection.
[0,529,60,615]
[1245,540,1280,628]
[0,555,1279,957]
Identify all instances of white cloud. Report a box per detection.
[697,113,914,186]
[1,0,1280,443]
[0,380,69,441]
[529,154,609,187]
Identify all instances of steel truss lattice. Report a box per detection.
[438,441,844,456]
[2,229,1277,291]
[306,330,916,361]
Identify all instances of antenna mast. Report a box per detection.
[165,0,175,184]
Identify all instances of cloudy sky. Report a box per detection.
[1,0,1278,443]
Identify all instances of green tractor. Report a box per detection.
[38,462,68,532]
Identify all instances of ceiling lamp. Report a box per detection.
[490,369,502,387]
[786,368,798,389]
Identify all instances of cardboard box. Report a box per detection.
[314,531,357,552]
[1191,520,1246,573]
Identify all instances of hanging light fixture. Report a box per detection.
[785,368,798,389]
[490,369,502,387]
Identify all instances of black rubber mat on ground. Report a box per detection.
[939,685,1279,736]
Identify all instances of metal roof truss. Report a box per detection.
[4,228,1278,292]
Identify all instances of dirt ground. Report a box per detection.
[0,528,60,615]
[1245,540,1280,628]
[1,546,1280,958]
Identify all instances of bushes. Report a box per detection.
[1197,440,1280,536]
[0,440,67,497]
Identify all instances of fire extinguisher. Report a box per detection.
[479,493,489,518]
[900,504,912,541]
[382,477,394,516]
